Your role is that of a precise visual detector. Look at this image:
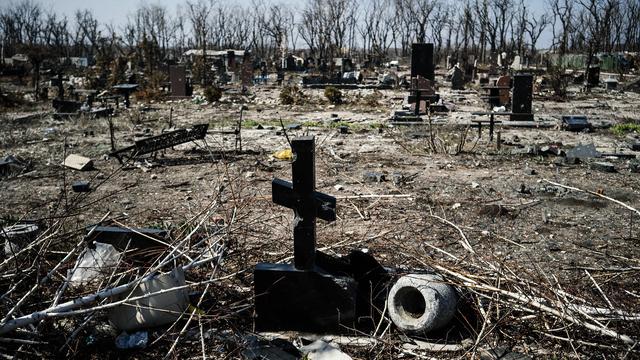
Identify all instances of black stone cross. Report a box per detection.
[272,136,336,270]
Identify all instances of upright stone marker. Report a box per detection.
[410,43,435,81]
[510,74,533,121]
[255,136,395,334]
[169,65,192,97]
[271,136,336,270]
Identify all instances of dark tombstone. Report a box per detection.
[411,43,435,81]
[51,73,65,99]
[227,51,236,72]
[586,66,600,87]
[449,65,465,90]
[510,74,533,121]
[254,136,390,333]
[169,65,192,97]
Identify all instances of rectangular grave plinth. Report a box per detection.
[254,263,357,333]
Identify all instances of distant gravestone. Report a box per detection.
[410,43,435,81]
[169,65,191,97]
[511,74,534,121]
[449,65,465,90]
[511,55,522,70]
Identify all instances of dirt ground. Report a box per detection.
[1,72,640,358]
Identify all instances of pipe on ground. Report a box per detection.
[387,273,457,333]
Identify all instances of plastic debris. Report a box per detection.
[273,149,293,161]
[108,267,189,331]
[69,242,121,286]
[299,340,352,360]
[115,331,148,350]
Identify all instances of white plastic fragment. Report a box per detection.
[69,242,121,286]
[108,267,189,331]
[299,340,352,360]
[387,273,458,333]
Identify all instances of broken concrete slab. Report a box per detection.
[63,154,93,171]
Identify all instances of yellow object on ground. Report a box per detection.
[273,149,293,160]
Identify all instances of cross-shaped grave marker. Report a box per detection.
[255,135,392,333]
[272,136,336,270]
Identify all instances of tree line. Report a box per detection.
[1,0,640,70]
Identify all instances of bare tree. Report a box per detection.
[187,0,213,85]
[402,0,439,44]
[549,0,574,56]
[526,10,550,55]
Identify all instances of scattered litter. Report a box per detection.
[0,155,27,177]
[242,336,300,360]
[561,115,592,132]
[63,154,93,171]
[273,149,293,161]
[363,172,385,182]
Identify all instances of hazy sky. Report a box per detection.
[26,0,548,27]
[9,0,552,47]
